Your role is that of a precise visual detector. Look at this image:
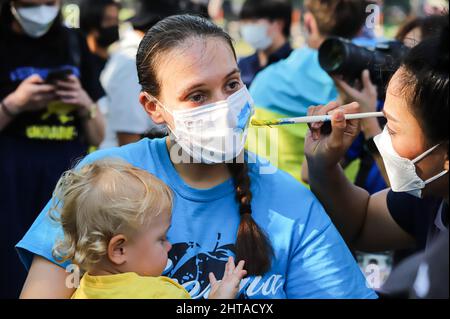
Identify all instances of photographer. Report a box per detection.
[0,0,105,298]
[304,26,449,297]
[396,14,448,48]
[247,0,370,181]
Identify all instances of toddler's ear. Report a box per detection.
[108,235,127,266]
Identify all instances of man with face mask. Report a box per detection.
[238,0,293,88]
[79,0,121,83]
[0,0,105,298]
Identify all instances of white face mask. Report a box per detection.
[147,86,255,164]
[240,23,273,51]
[11,4,60,38]
[374,126,448,198]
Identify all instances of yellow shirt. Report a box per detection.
[71,272,191,299]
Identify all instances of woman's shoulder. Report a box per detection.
[80,138,164,169]
[248,154,327,222]
[248,153,314,195]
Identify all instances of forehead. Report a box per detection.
[156,37,237,93]
[384,70,408,112]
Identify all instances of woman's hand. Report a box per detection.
[4,74,56,114]
[208,257,247,299]
[304,101,361,171]
[55,75,94,116]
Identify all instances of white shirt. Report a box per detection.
[100,28,165,149]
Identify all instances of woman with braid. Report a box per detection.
[16,15,376,299]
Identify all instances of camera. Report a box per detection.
[318,37,409,98]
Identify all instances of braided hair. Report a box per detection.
[136,14,274,276]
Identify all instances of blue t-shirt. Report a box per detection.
[16,138,376,299]
[249,46,338,117]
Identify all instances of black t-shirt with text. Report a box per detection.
[0,24,104,143]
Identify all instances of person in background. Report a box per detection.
[79,0,121,82]
[247,0,369,181]
[380,229,448,298]
[179,0,210,18]
[423,0,449,15]
[0,0,105,298]
[238,0,293,88]
[396,14,449,48]
[99,0,178,149]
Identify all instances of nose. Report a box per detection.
[166,242,172,252]
[212,90,229,103]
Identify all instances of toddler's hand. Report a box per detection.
[208,257,247,299]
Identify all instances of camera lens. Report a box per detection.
[318,37,409,99]
[318,38,346,73]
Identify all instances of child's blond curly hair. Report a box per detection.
[51,158,173,272]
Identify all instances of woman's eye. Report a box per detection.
[227,81,241,91]
[188,93,206,104]
[386,125,396,136]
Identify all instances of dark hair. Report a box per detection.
[239,0,293,37]
[304,0,370,38]
[396,14,449,44]
[398,22,449,146]
[130,0,181,33]
[178,0,210,19]
[136,14,274,276]
[79,0,120,35]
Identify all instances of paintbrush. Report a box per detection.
[251,112,384,127]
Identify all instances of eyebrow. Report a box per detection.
[178,68,241,98]
[382,109,398,123]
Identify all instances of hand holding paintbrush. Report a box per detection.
[302,102,366,168]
